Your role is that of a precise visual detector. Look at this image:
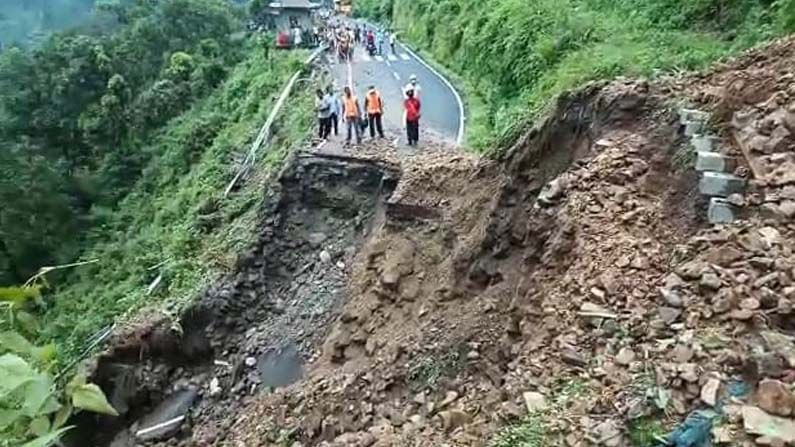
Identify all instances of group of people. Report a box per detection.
[325,22,396,62]
[315,75,422,147]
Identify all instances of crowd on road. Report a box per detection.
[315,77,422,147]
[323,21,397,63]
[314,19,424,147]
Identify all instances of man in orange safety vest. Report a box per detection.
[364,85,385,139]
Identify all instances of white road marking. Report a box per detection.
[393,72,401,81]
[362,54,371,62]
[387,54,397,61]
[400,53,410,61]
[375,55,384,62]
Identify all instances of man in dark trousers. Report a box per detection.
[364,85,385,139]
[342,86,362,145]
[404,88,421,146]
[315,89,331,140]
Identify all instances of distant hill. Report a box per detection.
[0,0,95,47]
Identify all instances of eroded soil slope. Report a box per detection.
[88,37,795,447]
[227,37,795,446]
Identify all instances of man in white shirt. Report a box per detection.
[403,74,421,99]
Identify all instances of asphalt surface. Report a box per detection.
[326,33,462,146]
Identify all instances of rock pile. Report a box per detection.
[198,37,795,447]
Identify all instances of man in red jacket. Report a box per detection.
[404,89,421,146]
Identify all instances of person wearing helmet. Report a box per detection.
[403,74,421,99]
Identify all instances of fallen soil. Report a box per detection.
[80,36,795,447]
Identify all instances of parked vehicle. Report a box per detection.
[276,31,291,48]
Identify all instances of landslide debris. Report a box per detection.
[91,37,795,447]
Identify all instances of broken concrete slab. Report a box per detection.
[742,405,795,443]
[679,108,710,126]
[685,120,706,137]
[692,134,719,152]
[136,387,198,441]
[696,151,736,172]
[708,198,737,224]
[699,172,747,197]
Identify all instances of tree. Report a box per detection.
[0,0,243,284]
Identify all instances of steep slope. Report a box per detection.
[70,29,795,447]
[221,37,795,446]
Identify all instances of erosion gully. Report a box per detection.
[64,152,399,447]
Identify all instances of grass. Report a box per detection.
[492,413,548,447]
[357,0,794,153]
[407,344,468,391]
[628,418,667,446]
[490,377,592,446]
[38,43,314,365]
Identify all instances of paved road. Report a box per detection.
[326,33,463,146]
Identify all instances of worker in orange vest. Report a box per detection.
[342,86,362,145]
[364,85,384,139]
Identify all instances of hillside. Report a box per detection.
[357,0,795,151]
[63,36,795,446]
[2,0,795,446]
[0,1,316,443]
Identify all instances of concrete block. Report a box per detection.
[708,198,736,224]
[696,151,736,172]
[684,120,706,137]
[691,134,719,152]
[699,172,747,197]
[679,108,710,126]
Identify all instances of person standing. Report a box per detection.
[315,89,332,140]
[328,86,342,137]
[404,89,421,146]
[389,32,396,54]
[364,85,384,139]
[403,74,422,99]
[292,26,303,48]
[342,86,362,145]
[376,29,384,55]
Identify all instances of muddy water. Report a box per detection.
[257,343,304,388]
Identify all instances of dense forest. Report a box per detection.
[0,0,312,361]
[1,0,312,441]
[0,0,243,285]
[357,0,795,150]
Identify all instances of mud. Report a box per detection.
[69,153,399,447]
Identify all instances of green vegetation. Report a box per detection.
[490,378,591,446]
[357,0,795,152]
[628,418,667,446]
[1,284,118,446]
[491,413,547,447]
[41,46,312,363]
[0,0,243,285]
[407,345,468,392]
[0,0,314,368]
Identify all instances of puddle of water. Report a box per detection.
[257,344,304,388]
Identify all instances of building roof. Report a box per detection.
[268,0,321,9]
